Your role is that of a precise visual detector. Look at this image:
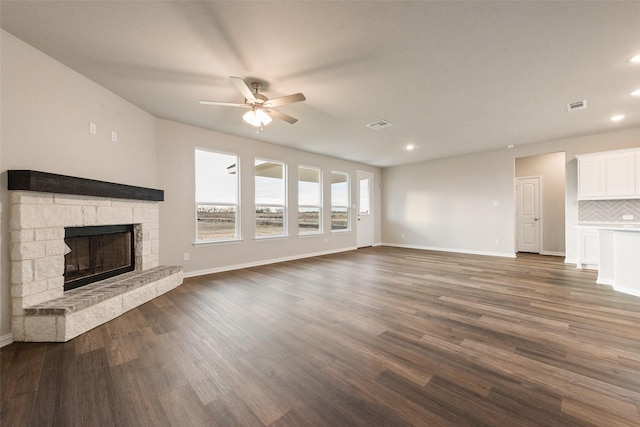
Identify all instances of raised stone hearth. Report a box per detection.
[23,266,182,341]
[8,170,183,342]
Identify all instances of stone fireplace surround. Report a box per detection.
[8,170,183,342]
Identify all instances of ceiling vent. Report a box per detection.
[567,99,587,111]
[366,119,392,130]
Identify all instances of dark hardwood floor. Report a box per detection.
[3,247,640,426]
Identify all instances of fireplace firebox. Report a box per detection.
[64,224,136,291]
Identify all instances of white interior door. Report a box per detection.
[356,171,374,248]
[516,177,541,253]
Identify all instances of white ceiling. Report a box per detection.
[2,1,640,167]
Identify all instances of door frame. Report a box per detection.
[356,170,375,248]
[515,175,543,254]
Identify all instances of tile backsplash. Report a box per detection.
[579,199,640,223]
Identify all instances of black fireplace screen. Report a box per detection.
[64,224,135,291]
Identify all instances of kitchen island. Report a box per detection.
[587,224,640,296]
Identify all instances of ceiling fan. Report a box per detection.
[199,76,306,129]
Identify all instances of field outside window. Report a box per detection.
[298,166,322,234]
[331,171,350,231]
[195,149,239,241]
[255,159,287,237]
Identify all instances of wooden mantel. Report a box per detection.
[7,170,164,201]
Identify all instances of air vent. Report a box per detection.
[567,99,587,111]
[366,119,392,130]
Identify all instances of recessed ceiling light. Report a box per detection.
[405,144,415,151]
[630,54,640,63]
[506,144,515,149]
[631,89,640,97]
[611,114,625,122]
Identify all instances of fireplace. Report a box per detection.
[64,224,136,291]
[8,170,183,342]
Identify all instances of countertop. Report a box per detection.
[577,223,640,231]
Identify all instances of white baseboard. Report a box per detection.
[381,243,516,259]
[597,276,614,286]
[612,285,640,298]
[183,246,358,278]
[540,251,565,257]
[184,243,521,280]
[0,333,13,348]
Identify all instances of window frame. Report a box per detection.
[358,175,371,216]
[330,170,351,232]
[194,148,241,245]
[254,157,288,239]
[298,165,323,236]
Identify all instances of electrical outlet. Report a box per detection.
[183,252,189,261]
[111,131,118,142]
[89,122,96,135]
[623,214,634,220]
[495,238,500,245]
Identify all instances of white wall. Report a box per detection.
[382,127,640,262]
[382,148,516,257]
[156,118,382,275]
[0,30,158,339]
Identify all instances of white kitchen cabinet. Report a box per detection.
[577,227,599,269]
[605,152,635,197]
[577,148,640,200]
[578,156,606,198]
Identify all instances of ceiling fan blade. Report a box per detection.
[199,100,250,108]
[264,93,306,108]
[229,76,256,103]
[265,109,298,124]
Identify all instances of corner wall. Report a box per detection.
[155,118,382,275]
[0,28,382,342]
[0,30,158,340]
[382,148,516,257]
[382,127,640,262]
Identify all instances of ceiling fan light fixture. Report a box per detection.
[243,108,272,127]
[201,76,304,126]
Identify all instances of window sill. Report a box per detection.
[193,238,243,247]
[254,235,289,242]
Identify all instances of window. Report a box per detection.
[255,159,286,237]
[359,176,370,215]
[298,166,322,234]
[331,171,350,231]
[195,149,239,241]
